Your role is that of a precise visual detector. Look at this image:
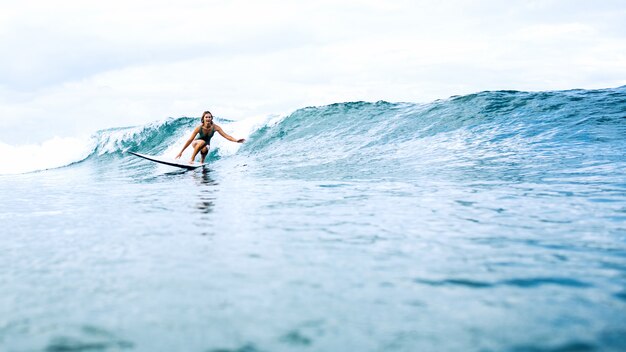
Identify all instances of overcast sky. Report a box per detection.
[1,0,625,144]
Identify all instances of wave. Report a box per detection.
[245,87,626,152]
[3,86,625,177]
[239,86,626,182]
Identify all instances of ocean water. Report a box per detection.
[1,87,626,351]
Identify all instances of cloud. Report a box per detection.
[514,23,597,41]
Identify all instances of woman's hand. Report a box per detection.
[236,139,245,143]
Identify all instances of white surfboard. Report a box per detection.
[129,151,207,170]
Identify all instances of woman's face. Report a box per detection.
[203,113,213,124]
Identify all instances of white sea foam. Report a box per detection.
[0,136,95,175]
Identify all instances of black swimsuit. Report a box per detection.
[196,125,215,144]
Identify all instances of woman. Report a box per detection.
[175,111,245,164]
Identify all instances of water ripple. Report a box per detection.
[414,277,592,289]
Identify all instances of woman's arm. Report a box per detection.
[176,126,201,158]
[215,124,245,143]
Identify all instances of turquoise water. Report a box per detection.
[1,87,626,351]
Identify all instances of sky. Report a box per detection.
[1,0,625,145]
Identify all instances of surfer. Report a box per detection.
[175,111,245,164]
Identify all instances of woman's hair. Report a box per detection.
[201,111,212,123]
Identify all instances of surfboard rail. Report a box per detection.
[128,151,207,170]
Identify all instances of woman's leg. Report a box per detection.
[200,145,209,163]
[190,140,207,162]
